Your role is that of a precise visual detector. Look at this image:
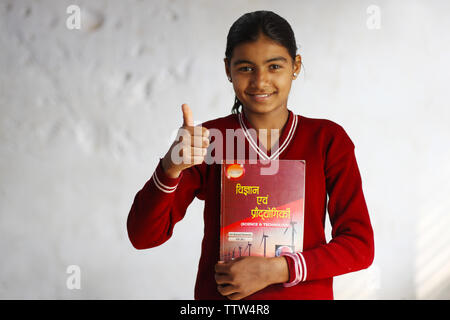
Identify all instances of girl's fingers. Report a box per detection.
[191,125,210,137]
[191,135,210,148]
[181,146,207,157]
[179,131,210,148]
[214,273,233,285]
[172,124,210,167]
[217,284,238,296]
[182,154,207,165]
[214,261,229,274]
[226,292,243,300]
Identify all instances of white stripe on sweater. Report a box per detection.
[152,171,178,193]
[238,113,269,160]
[269,114,297,160]
[281,252,306,287]
[297,252,307,282]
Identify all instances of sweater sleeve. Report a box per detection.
[283,124,374,285]
[126,158,204,249]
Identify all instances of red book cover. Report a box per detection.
[220,160,305,262]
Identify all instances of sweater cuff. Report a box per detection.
[151,158,183,194]
[280,252,308,287]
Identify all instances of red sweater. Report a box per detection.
[127,109,374,300]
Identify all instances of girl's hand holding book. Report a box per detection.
[214,256,289,300]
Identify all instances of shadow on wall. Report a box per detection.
[415,167,450,299]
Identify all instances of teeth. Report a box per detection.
[254,94,270,97]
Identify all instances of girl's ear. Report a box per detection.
[224,58,232,81]
[293,54,302,78]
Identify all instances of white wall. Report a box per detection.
[1,0,449,299]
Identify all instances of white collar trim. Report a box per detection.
[238,111,297,160]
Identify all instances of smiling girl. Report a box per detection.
[127,10,374,300]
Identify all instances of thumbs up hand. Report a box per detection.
[162,104,210,178]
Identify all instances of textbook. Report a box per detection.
[220,160,305,262]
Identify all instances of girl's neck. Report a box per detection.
[242,106,289,133]
[242,106,289,153]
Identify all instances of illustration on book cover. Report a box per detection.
[220,160,305,262]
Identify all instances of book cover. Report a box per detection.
[220,160,305,262]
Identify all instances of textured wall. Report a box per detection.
[1,0,449,299]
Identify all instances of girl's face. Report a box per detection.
[225,34,301,116]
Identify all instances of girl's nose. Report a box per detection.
[250,69,270,88]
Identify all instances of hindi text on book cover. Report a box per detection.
[220,160,305,261]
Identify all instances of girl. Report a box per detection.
[127,10,374,300]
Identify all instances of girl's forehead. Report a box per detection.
[231,39,291,63]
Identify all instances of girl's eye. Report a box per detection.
[239,66,252,72]
[238,65,282,72]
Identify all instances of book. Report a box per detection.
[220,160,305,262]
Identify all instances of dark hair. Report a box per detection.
[225,11,299,114]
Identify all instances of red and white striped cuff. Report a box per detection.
[151,159,182,194]
[151,171,178,193]
[280,252,308,287]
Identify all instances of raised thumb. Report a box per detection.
[182,103,194,127]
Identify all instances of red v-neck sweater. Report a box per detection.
[127,109,374,300]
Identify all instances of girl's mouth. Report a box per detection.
[247,92,275,102]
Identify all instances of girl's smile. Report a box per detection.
[247,91,275,102]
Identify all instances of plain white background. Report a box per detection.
[1,0,449,299]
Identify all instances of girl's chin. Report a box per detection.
[242,103,284,115]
